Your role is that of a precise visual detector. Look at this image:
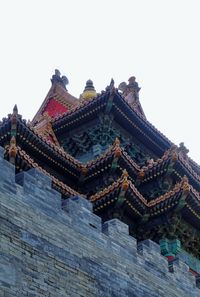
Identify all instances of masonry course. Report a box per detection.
[0,146,199,297]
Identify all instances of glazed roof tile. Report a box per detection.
[1,82,200,197]
[17,146,82,197]
[178,154,200,183]
[1,114,200,194]
[138,146,200,190]
[52,89,173,151]
[90,171,200,221]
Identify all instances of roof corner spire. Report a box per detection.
[13,104,18,115]
[10,104,19,126]
[110,78,115,88]
[178,142,189,161]
[105,78,115,93]
[118,76,146,118]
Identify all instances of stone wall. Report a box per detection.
[0,146,199,297]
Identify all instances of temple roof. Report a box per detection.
[52,87,173,157]
[0,73,200,255]
[0,85,200,191]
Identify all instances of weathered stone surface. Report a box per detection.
[0,158,199,297]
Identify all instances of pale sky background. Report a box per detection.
[0,0,200,163]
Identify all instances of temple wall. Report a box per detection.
[0,146,199,297]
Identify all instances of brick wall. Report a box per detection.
[0,146,199,297]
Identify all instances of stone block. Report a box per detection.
[179,250,200,274]
[69,195,93,212]
[171,257,190,273]
[16,171,37,191]
[1,153,200,296]
[16,170,61,212]
[137,239,161,255]
[102,219,129,236]
[196,274,200,289]
[0,145,4,158]
[137,239,168,273]
[103,219,137,254]
[169,257,197,288]
[24,168,52,189]
[62,197,101,231]
[0,157,15,184]
[0,254,18,286]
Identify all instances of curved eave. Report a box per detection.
[90,175,147,216]
[182,205,200,229]
[90,175,200,228]
[0,119,12,145]
[112,104,169,156]
[175,156,200,191]
[189,157,200,176]
[138,154,173,184]
[93,185,145,218]
[112,92,172,153]
[52,89,172,156]
[85,146,139,181]
[136,149,200,194]
[16,146,83,198]
[16,119,81,178]
[148,183,200,228]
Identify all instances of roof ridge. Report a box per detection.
[52,91,105,122]
[116,90,173,147]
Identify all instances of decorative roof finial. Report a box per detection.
[110,78,114,88]
[114,137,120,146]
[179,142,189,154]
[51,69,69,89]
[55,69,61,77]
[118,76,140,100]
[122,169,129,191]
[81,79,97,101]
[105,78,115,92]
[10,104,19,126]
[61,75,69,86]
[114,138,121,158]
[8,136,17,165]
[182,175,190,193]
[178,142,189,161]
[118,76,146,117]
[13,104,18,115]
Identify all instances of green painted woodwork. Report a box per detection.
[139,175,174,201]
[160,238,181,257]
[59,114,152,165]
[136,213,200,259]
[56,109,200,262]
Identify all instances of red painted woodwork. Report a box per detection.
[167,256,174,261]
[45,98,67,118]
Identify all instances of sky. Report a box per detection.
[0,0,200,163]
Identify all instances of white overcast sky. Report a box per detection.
[0,0,200,163]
